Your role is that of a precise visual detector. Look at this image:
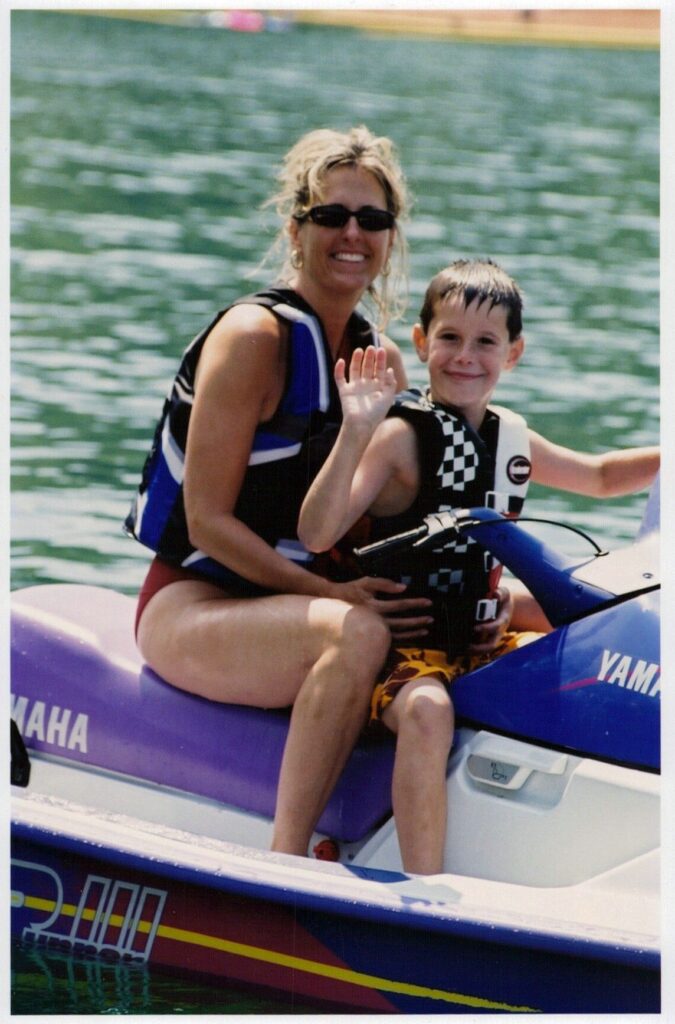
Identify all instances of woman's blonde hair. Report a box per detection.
[262,125,411,328]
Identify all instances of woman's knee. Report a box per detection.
[341,604,390,667]
[312,599,389,671]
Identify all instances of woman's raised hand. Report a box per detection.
[334,346,397,433]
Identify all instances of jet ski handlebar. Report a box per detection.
[354,507,655,628]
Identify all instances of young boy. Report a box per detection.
[298,258,659,875]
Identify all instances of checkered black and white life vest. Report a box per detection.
[124,286,379,593]
[366,387,531,655]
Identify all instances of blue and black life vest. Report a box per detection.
[124,286,378,593]
[359,388,531,655]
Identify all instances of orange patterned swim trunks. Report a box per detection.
[369,630,541,725]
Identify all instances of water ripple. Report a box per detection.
[10,12,659,590]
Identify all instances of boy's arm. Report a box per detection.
[299,347,404,552]
[298,422,389,553]
[299,419,414,552]
[529,431,660,498]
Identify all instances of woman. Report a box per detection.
[124,125,433,858]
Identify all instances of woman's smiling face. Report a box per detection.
[413,293,524,429]
[289,164,394,303]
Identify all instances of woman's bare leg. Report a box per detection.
[137,581,391,855]
[381,678,454,874]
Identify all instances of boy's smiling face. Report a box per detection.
[413,293,524,430]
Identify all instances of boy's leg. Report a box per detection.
[381,676,454,875]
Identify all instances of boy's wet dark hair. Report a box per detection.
[419,258,523,340]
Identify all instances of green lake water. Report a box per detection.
[10,9,659,1015]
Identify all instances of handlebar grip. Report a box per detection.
[354,523,429,561]
[354,510,465,565]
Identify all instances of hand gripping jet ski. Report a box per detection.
[10,478,660,1014]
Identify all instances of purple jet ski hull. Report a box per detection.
[11,585,395,842]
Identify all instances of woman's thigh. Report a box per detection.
[136,580,384,706]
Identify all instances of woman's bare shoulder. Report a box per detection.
[209,301,282,345]
[195,302,285,400]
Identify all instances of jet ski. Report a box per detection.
[10,480,660,1013]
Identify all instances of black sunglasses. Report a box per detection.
[297,204,395,232]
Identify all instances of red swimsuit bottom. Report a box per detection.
[135,557,213,638]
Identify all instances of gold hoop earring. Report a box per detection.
[381,259,392,278]
[290,249,304,270]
